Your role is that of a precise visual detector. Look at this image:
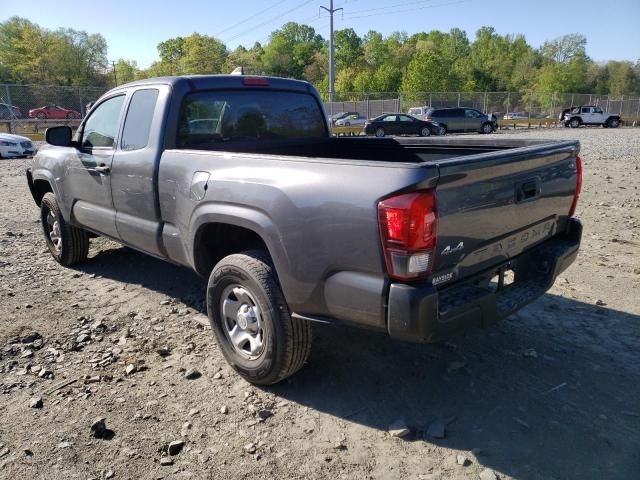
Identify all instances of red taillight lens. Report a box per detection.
[568,155,582,217]
[378,191,438,280]
[243,77,269,86]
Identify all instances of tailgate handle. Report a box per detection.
[516,179,540,202]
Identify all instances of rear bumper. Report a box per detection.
[386,218,582,342]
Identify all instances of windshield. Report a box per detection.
[177,90,327,149]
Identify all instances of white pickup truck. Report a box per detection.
[561,105,621,128]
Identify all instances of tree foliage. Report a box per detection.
[1,16,639,97]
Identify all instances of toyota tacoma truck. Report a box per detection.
[26,75,582,384]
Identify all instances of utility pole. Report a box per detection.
[111,61,118,86]
[320,0,342,102]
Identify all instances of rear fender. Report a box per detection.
[188,202,294,299]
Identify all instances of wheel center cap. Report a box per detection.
[237,306,250,329]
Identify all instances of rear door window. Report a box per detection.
[178,90,326,149]
[121,89,159,151]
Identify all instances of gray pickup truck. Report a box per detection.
[26,75,582,384]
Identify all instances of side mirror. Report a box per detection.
[45,126,73,147]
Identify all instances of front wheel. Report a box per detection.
[36,112,46,119]
[481,122,494,134]
[40,192,89,265]
[375,127,385,137]
[570,118,581,128]
[419,126,431,137]
[207,251,312,385]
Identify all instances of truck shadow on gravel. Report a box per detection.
[79,245,640,480]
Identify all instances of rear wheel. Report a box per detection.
[40,192,89,266]
[419,126,431,137]
[569,118,581,128]
[66,112,75,119]
[481,122,494,134]
[207,250,312,385]
[375,127,385,137]
[36,112,46,119]
[439,125,447,135]
[607,118,620,128]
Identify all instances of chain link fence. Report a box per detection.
[324,91,640,125]
[0,84,109,135]
[1,83,639,136]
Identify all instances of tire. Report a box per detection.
[40,192,89,266]
[569,118,581,128]
[207,250,312,385]
[481,122,494,134]
[419,126,431,137]
[607,118,620,128]
[67,112,75,119]
[345,122,350,126]
[439,125,448,135]
[375,127,385,137]
[36,112,46,119]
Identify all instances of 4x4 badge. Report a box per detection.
[441,242,464,255]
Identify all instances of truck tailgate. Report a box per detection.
[430,141,580,284]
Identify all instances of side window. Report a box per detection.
[594,108,603,114]
[581,107,590,114]
[399,115,414,122]
[383,115,397,122]
[122,89,159,151]
[81,95,125,148]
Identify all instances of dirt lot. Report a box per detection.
[1,128,639,480]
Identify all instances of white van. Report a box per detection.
[407,106,430,120]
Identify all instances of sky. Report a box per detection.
[1,0,639,68]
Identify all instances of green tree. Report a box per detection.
[261,22,323,79]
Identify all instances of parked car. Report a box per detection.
[334,114,368,126]
[28,105,82,120]
[424,108,496,134]
[407,106,430,120]
[562,105,621,128]
[0,103,22,119]
[503,112,529,120]
[364,113,442,137]
[0,133,36,158]
[28,74,582,385]
[328,111,359,125]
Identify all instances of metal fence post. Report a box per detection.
[428,93,432,108]
[506,92,511,116]
[78,87,84,117]
[635,98,640,120]
[606,95,610,113]
[483,92,487,113]
[457,92,460,107]
[5,85,14,133]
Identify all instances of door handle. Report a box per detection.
[93,165,110,175]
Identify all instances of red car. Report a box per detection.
[28,105,81,119]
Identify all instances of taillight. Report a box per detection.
[378,191,438,281]
[243,77,269,86]
[568,155,582,217]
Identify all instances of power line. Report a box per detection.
[341,0,439,15]
[213,0,292,37]
[222,0,317,44]
[339,0,469,20]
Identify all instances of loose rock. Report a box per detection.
[184,368,201,380]
[168,440,185,455]
[29,397,43,409]
[479,469,499,480]
[388,419,411,437]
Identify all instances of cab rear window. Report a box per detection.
[177,90,326,149]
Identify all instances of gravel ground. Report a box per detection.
[0,128,639,480]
